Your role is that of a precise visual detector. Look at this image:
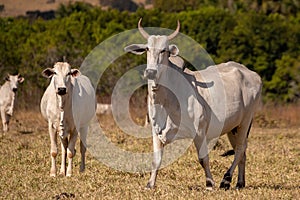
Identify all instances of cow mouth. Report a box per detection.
[57,87,67,95]
[152,84,159,91]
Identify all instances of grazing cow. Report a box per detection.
[125,19,262,190]
[96,103,112,115]
[40,62,96,177]
[0,74,24,132]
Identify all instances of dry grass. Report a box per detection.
[0,108,299,199]
[255,103,300,128]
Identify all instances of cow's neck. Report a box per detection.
[148,58,180,104]
[57,85,73,138]
[3,81,16,104]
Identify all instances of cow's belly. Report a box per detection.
[221,101,245,133]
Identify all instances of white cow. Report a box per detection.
[125,19,262,190]
[96,103,112,115]
[0,74,24,132]
[40,62,96,177]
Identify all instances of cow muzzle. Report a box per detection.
[12,88,18,93]
[144,69,157,80]
[57,87,67,95]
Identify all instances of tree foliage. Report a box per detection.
[0,1,299,107]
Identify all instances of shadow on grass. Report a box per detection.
[188,183,300,191]
[248,184,300,190]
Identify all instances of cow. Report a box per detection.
[96,103,112,115]
[124,19,262,190]
[40,62,96,177]
[0,74,24,133]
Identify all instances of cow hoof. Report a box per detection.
[235,182,245,190]
[59,171,65,176]
[80,166,85,173]
[50,172,56,177]
[206,178,215,190]
[206,186,213,191]
[220,181,231,190]
[158,135,166,144]
[145,182,155,190]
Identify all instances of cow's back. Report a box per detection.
[72,75,96,129]
[193,61,262,133]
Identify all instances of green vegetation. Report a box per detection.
[0,1,299,106]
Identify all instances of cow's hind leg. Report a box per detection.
[146,134,163,189]
[220,120,252,190]
[79,127,87,173]
[66,130,78,177]
[194,134,215,190]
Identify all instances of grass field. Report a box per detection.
[0,109,299,199]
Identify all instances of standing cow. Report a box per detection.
[40,62,96,177]
[0,74,24,132]
[125,19,262,190]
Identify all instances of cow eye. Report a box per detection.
[67,72,72,76]
[160,49,166,54]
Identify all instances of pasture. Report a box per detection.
[0,109,299,199]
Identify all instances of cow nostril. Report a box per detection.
[12,88,18,92]
[145,69,157,80]
[57,88,67,95]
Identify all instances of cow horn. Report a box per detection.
[138,18,149,39]
[167,20,180,40]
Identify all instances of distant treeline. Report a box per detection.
[0,1,299,108]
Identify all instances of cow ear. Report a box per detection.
[70,69,81,77]
[5,74,10,81]
[18,76,25,83]
[169,56,185,70]
[124,44,147,55]
[169,44,179,57]
[42,68,55,78]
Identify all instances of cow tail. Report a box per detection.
[220,149,235,157]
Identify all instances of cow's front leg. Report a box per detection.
[158,115,177,144]
[194,134,215,190]
[1,108,8,132]
[60,135,68,176]
[66,130,78,177]
[7,107,13,116]
[146,134,163,189]
[48,122,58,177]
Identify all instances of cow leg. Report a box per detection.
[60,136,68,176]
[146,134,163,189]
[220,120,252,190]
[66,130,78,177]
[1,108,8,132]
[194,134,215,190]
[79,127,87,173]
[48,122,58,177]
[227,131,247,189]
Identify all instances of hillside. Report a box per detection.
[0,0,151,17]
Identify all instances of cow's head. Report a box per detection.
[5,74,25,93]
[125,18,180,81]
[42,62,80,96]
